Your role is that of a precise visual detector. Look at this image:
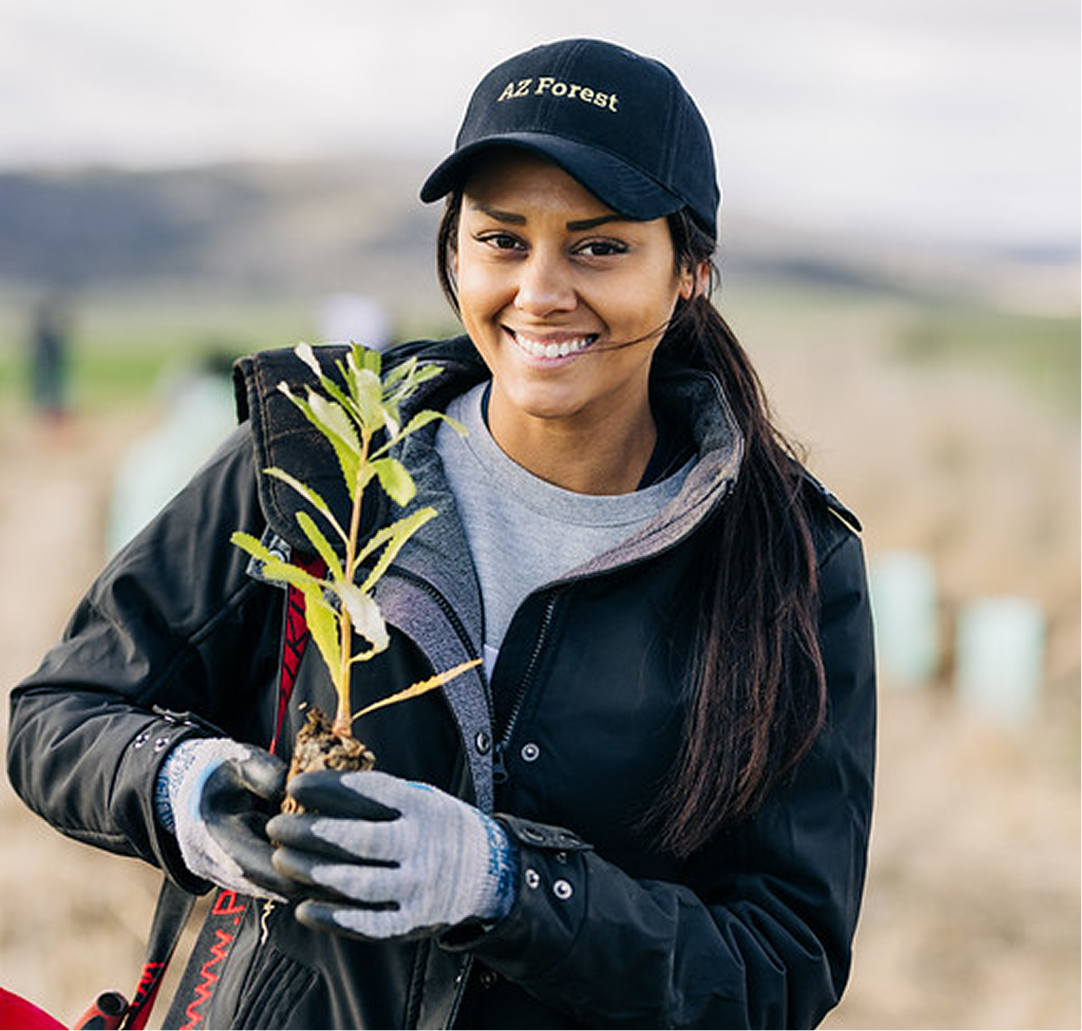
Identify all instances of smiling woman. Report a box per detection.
[8,37,875,1030]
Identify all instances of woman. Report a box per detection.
[7,38,875,1029]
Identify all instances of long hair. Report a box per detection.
[436,195,827,858]
[650,211,827,855]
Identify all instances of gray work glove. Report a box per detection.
[267,769,518,940]
[160,738,297,900]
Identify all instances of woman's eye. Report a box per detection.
[478,232,523,251]
[577,239,627,258]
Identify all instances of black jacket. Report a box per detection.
[7,337,876,1029]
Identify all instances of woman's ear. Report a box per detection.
[679,260,710,301]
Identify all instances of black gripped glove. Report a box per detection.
[160,738,298,900]
[267,769,518,940]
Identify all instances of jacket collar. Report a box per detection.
[233,337,487,558]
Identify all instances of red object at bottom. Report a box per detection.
[0,987,66,1030]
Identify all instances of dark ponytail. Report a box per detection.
[649,210,826,856]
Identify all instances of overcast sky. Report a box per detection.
[1,0,1078,250]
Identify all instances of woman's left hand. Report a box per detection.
[267,769,517,940]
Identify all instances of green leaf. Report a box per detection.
[357,507,437,592]
[353,506,433,572]
[294,342,323,379]
[381,355,414,390]
[231,532,329,596]
[293,391,361,489]
[350,367,384,432]
[436,412,467,438]
[295,510,344,580]
[304,592,346,698]
[297,344,361,424]
[371,410,464,460]
[336,583,389,657]
[306,392,360,454]
[381,401,401,439]
[347,342,382,378]
[371,456,416,507]
[352,658,480,717]
[398,408,452,439]
[315,375,362,429]
[230,530,276,564]
[384,357,442,396]
[254,557,326,596]
[411,362,444,386]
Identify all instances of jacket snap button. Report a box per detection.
[132,730,150,749]
[520,742,540,762]
[474,731,491,755]
[478,969,497,990]
[553,879,574,900]
[153,736,171,752]
[524,868,540,889]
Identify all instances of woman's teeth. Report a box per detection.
[512,332,595,359]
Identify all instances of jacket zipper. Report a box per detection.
[446,955,474,1028]
[492,591,560,784]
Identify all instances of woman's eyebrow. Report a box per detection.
[470,203,626,233]
[565,214,627,231]
[472,202,525,225]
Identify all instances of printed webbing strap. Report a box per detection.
[156,552,325,1028]
[160,889,248,1030]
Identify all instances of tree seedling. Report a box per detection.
[231,342,477,797]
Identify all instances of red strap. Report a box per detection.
[270,554,326,755]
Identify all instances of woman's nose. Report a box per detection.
[514,252,576,316]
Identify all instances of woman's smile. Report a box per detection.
[505,328,599,364]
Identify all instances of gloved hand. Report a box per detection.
[159,738,297,900]
[267,769,518,940]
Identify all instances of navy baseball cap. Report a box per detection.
[420,38,721,239]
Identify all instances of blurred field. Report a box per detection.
[0,285,1078,1029]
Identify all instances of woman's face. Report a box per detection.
[455,152,694,449]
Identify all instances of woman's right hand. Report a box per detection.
[161,738,298,900]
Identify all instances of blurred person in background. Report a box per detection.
[7,39,876,1029]
[28,292,72,427]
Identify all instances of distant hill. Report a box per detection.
[0,158,1076,314]
[0,158,440,302]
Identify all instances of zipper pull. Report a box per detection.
[492,742,508,784]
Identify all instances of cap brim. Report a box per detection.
[420,133,684,223]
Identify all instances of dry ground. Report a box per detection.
[1,312,1078,1029]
